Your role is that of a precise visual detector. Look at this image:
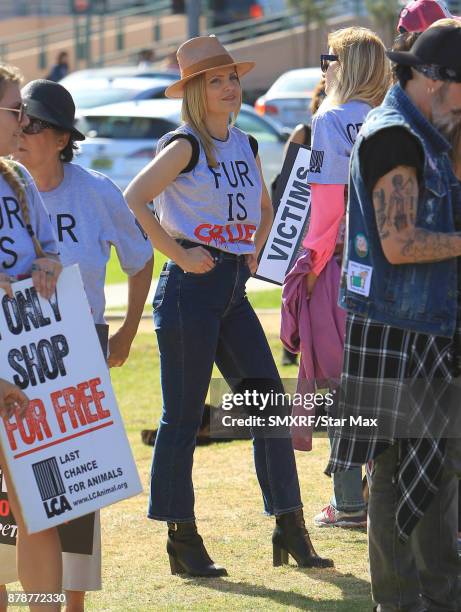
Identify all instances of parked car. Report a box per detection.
[74,99,287,189]
[60,66,179,87]
[254,67,323,129]
[62,76,177,109]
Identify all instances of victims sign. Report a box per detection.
[256,144,311,285]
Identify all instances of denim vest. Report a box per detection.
[339,84,461,338]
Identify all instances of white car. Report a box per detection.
[254,67,323,129]
[60,66,179,87]
[74,99,287,189]
[64,76,177,110]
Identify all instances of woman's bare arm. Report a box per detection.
[124,139,214,273]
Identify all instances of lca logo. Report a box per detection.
[43,495,72,519]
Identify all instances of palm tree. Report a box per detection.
[364,0,403,45]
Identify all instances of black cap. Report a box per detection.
[21,79,85,141]
[386,25,461,82]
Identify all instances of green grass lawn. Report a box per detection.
[107,247,167,284]
[248,288,282,310]
[75,332,371,611]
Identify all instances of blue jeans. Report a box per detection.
[148,252,303,522]
[331,468,366,513]
[327,394,366,513]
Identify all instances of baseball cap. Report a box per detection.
[387,24,461,82]
[398,0,456,33]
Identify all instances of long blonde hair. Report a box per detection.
[181,71,241,167]
[326,27,391,109]
[0,64,44,257]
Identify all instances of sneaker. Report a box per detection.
[314,504,367,528]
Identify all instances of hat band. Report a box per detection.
[414,63,461,83]
[181,53,236,79]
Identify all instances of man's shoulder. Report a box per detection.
[358,106,423,161]
[362,105,410,136]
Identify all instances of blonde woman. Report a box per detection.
[125,35,334,577]
[285,27,390,527]
[0,64,62,611]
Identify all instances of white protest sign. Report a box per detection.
[255,143,311,285]
[0,265,142,533]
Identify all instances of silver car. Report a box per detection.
[254,67,323,129]
[74,99,287,189]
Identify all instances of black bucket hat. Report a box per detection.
[387,25,461,82]
[21,79,85,141]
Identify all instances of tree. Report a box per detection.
[287,0,335,63]
[365,0,403,45]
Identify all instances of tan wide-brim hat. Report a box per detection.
[165,35,255,99]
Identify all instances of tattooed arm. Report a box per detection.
[372,165,461,264]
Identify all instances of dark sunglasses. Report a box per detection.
[23,116,59,135]
[0,102,27,124]
[320,54,339,73]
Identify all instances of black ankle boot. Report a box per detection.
[166,521,228,577]
[272,509,334,568]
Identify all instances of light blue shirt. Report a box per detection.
[0,162,58,276]
[308,100,371,185]
[41,163,152,323]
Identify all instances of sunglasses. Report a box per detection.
[320,54,339,73]
[22,116,58,135]
[0,102,27,124]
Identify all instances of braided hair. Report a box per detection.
[0,159,45,258]
[0,64,45,258]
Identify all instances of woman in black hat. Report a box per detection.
[0,64,63,611]
[8,79,153,612]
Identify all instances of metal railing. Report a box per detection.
[98,1,376,68]
[6,0,460,74]
[0,0,170,18]
[100,9,302,67]
[0,1,172,71]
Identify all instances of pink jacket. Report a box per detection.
[281,249,346,451]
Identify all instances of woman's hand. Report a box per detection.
[31,257,63,300]
[0,379,28,419]
[305,271,318,299]
[245,253,258,275]
[177,247,216,274]
[108,327,135,368]
[0,273,13,298]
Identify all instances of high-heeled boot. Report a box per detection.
[166,521,228,577]
[272,509,334,568]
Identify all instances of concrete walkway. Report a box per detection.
[105,276,277,309]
